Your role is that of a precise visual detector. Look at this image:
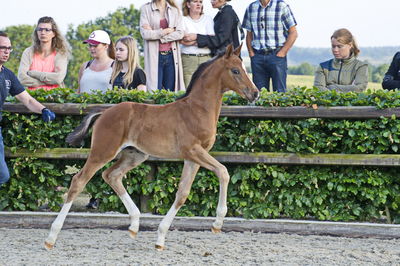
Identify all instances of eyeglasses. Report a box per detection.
[36,28,53,33]
[0,46,13,52]
[88,44,99,48]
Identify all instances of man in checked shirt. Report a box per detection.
[243,0,297,92]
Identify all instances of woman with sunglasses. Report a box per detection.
[18,16,70,90]
[78,30,115,94]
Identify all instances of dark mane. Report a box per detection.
[177,53,225,100]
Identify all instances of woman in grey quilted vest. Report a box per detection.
[314,28,368,92]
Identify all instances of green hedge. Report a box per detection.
[1,87,400,223]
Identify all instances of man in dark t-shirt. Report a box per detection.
[0,31,55,186]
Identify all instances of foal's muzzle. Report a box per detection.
[244,87,259,103]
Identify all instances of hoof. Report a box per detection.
[44,241,54,250]
[211,227,221,234]
[155,244,164,251]
[128,229,137,239]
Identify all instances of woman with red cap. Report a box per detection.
[78,30,115,94]
[78,30,115,208]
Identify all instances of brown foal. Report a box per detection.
[45,44,259,251]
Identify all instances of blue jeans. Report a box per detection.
[251,51,287,92]
[158,52,175,91]
[0,129,10,186]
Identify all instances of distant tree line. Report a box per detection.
[368,63,389,83]
[288,62,315,76]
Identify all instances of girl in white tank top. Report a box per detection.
[79,60,113,93]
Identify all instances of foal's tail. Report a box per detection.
[66,112,102,147]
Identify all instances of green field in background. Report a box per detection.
[243,58,383,91]
[287,75,382,91]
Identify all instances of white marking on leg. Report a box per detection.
[45,202,72,246]
[156,205,178,248]
[213,166,229,230]
[155,160,199,249]
[213,202,228,230]
[119,192,140,234]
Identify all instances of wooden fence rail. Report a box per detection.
[4,103,400,118]
[4,148,400,167]
[3,103,400,167]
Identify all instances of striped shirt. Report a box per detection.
[242,0,297,50]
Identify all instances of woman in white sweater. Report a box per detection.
[180,0,215,87]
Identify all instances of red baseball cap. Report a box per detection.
[83,30,111,45]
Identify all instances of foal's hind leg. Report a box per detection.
[156,160,200,250]
[44,158,108,250]
[102,147,148,238]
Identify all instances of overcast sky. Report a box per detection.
[1,0,399,48]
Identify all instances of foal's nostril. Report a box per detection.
[253,91,259,100]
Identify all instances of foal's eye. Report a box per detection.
[231,68,240,75]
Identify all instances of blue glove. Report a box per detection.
[41,108,56,122]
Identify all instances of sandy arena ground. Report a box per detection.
[1,227,400,265]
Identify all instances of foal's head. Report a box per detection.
[219,44,259,102]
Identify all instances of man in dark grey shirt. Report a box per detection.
[0,31,55,185]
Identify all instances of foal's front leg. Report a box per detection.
[156,160,200,250]
[186,145,230,233]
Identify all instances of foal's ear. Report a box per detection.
[224,44,234,58]
[234,43,243,56]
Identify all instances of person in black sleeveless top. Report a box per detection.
[382,52,400,90]
[111,36,146,91]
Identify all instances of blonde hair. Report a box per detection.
[182,0,204,16]
[110,36,140,88]
[32,16,70,55]
[331,28,360,57]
